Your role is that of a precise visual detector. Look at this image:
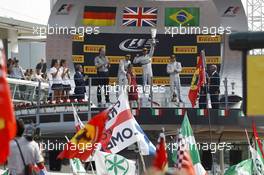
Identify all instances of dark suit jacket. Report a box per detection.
[209,71,220,94]
[36,63,47,74]
[74,72,86,94]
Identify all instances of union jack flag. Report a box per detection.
[122,7,158,27]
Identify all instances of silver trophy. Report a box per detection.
[150,28,157,44]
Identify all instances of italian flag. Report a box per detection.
[178,113,207,175]
[175,108,184,116]
[151,109,162,116]
[197,109,208,116]
[218,109,229,117]
[224,159,253,175]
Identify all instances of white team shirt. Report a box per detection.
[118,59,131,78]
[133,45,155,76]
[60,67,71,85]
[167,61,182,78]
[49,67,62,84]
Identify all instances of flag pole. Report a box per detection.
[201,50,216,175]
[137,142,147,173]
[245,129,251,146]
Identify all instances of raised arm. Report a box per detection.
[119,60,126,74]
[148,44,155,58]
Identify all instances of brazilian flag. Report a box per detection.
[165,8,200,26]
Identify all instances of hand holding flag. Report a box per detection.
[174,151,195,175]
[173,113,207,175]
[152,132,168,172]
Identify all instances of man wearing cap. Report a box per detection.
[117,54,131,94]
[8,120,45,175]
[167,54,183,102]
[133,41,155,90]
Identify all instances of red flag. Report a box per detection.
[0,42,16,164]
[57,109,108,161]
[188,52,206,107]
[252,121,264,159]
[152,132,168,172]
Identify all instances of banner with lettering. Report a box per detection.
[100,92,156,155]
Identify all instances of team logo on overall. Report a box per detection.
[105,154,129,175]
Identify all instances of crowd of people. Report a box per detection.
[7,58,47,82]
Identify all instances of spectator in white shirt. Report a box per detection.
[49,59,63,102]
[10,59,25,79]
[60,59,71,101]
[8,120,45,175]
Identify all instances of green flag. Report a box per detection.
[165,8,200,26]
[251,143,264,175]
[224,159,253,175]
[70,158,86,174]
[172,113,206,175]
[1,170,9,175]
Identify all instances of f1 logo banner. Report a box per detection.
[57,4,73,15]
[72,33,221,85]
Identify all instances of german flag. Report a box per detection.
[83,6,116,26]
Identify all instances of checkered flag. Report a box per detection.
[174,133,187,169]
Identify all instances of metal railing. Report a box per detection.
[8,78,49,103]
[9,76,243,112]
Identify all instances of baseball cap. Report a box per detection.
[24,125,35,137]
